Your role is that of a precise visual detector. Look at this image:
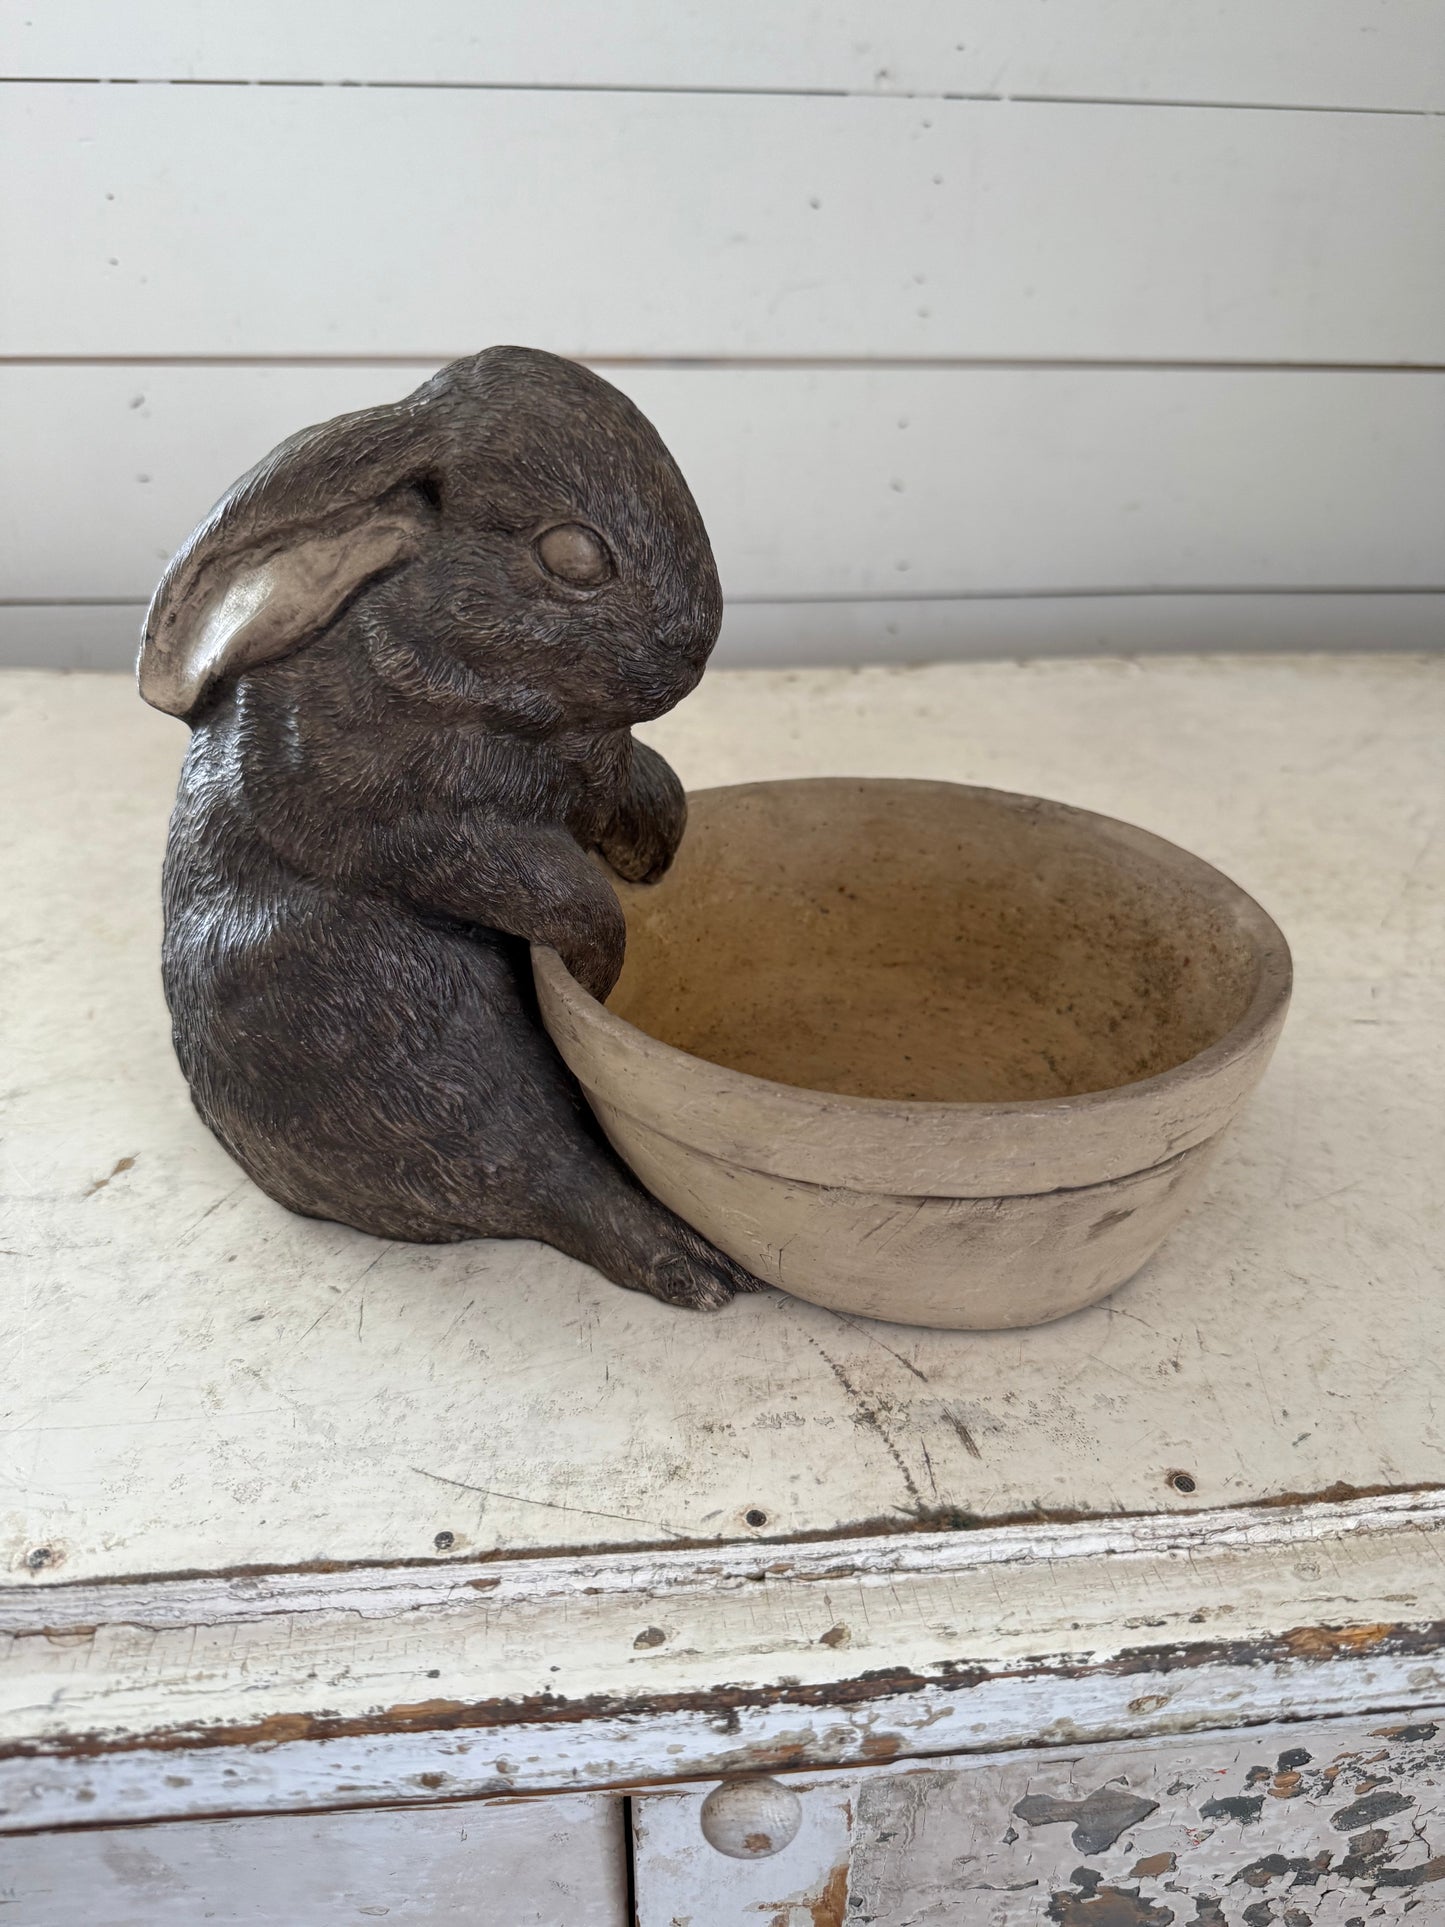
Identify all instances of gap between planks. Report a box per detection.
[6,354,1445,373]
[3,76,1443,120]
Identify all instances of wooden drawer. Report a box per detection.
[633,1710,1445,1923]
[2,1794,628,1926]
[18,1709,1442,1921]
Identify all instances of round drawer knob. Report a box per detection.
[699,1776,803,1859]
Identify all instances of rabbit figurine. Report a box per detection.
[139,346,760,1310]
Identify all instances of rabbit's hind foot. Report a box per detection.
[548,1183,768,1311]
[642,1220,766,1311]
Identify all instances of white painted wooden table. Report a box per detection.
[3,655,1443,1922]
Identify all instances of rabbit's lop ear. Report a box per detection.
[139,396,439,718]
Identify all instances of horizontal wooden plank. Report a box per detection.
[2,1795,628,1925]
[4,1,1442,111]
[2,657,1442,1603]
[7,593,1445,675]
[5,365,1444,608]
[10,1634,1443,1832]
[4,1495,1443,1828]
[3,87,1442,361]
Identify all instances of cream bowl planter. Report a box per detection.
[533,779,1291,1330]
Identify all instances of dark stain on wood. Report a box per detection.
[856,1731,903,1763]
[1199,1792,1265,1825]
[1330,1786,1414,1830]
[1230,1849,1331,1889]
[1014,1787,1160,1853]
[1130,1852,1176,1877]
[1276,1621,1400,1659]
[1222,1831,1445,1901]
[816,1857,847,1927]
[809,1344,925,1511]
[1046,1870,1174,1925]
[1379,1855,1445,1889]
[82,1155,136,1198]
[808,1861,850,1927]
[1198,1730,1445,1908]
[760,1855,849,1927]
[943,1410,985,1459]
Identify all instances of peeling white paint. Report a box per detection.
[4,1492,1443,1831]
[635,1713,1445,1923]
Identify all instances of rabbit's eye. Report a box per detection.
[535,523,613,586]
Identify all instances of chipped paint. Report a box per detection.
[7,1492,1445,1830]
[1130,1851,1176,1877]
[835,1713,1445,1921]
[804,1860,849,1927]
[13,1480,1439,1596]
[759,1861,850,1927]
[1046,1872,1174,1925]
[1015,1786,1161,1853]
[10,1618,1443,1770]
[1199,1792,1264,1825]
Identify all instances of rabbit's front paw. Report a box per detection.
[598,739,686,885]
[598,817,679,886]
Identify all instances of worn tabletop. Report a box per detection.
[2,655,1442,1588]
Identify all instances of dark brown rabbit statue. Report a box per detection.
[139,346,760,1310]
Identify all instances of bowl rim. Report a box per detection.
[532,777,1293,1197]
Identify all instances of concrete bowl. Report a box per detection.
[532,778,1291,1329]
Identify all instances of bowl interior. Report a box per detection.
[605,780,1266,1105]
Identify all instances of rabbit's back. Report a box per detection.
[161,742,588,1243]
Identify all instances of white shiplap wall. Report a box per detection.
[2,2,1443,668]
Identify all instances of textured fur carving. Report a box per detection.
[141,347,759,1309]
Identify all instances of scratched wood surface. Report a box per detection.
[632,1710,1445,1924]
[0,1792,628,1925]
[2,656,1443,1585]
